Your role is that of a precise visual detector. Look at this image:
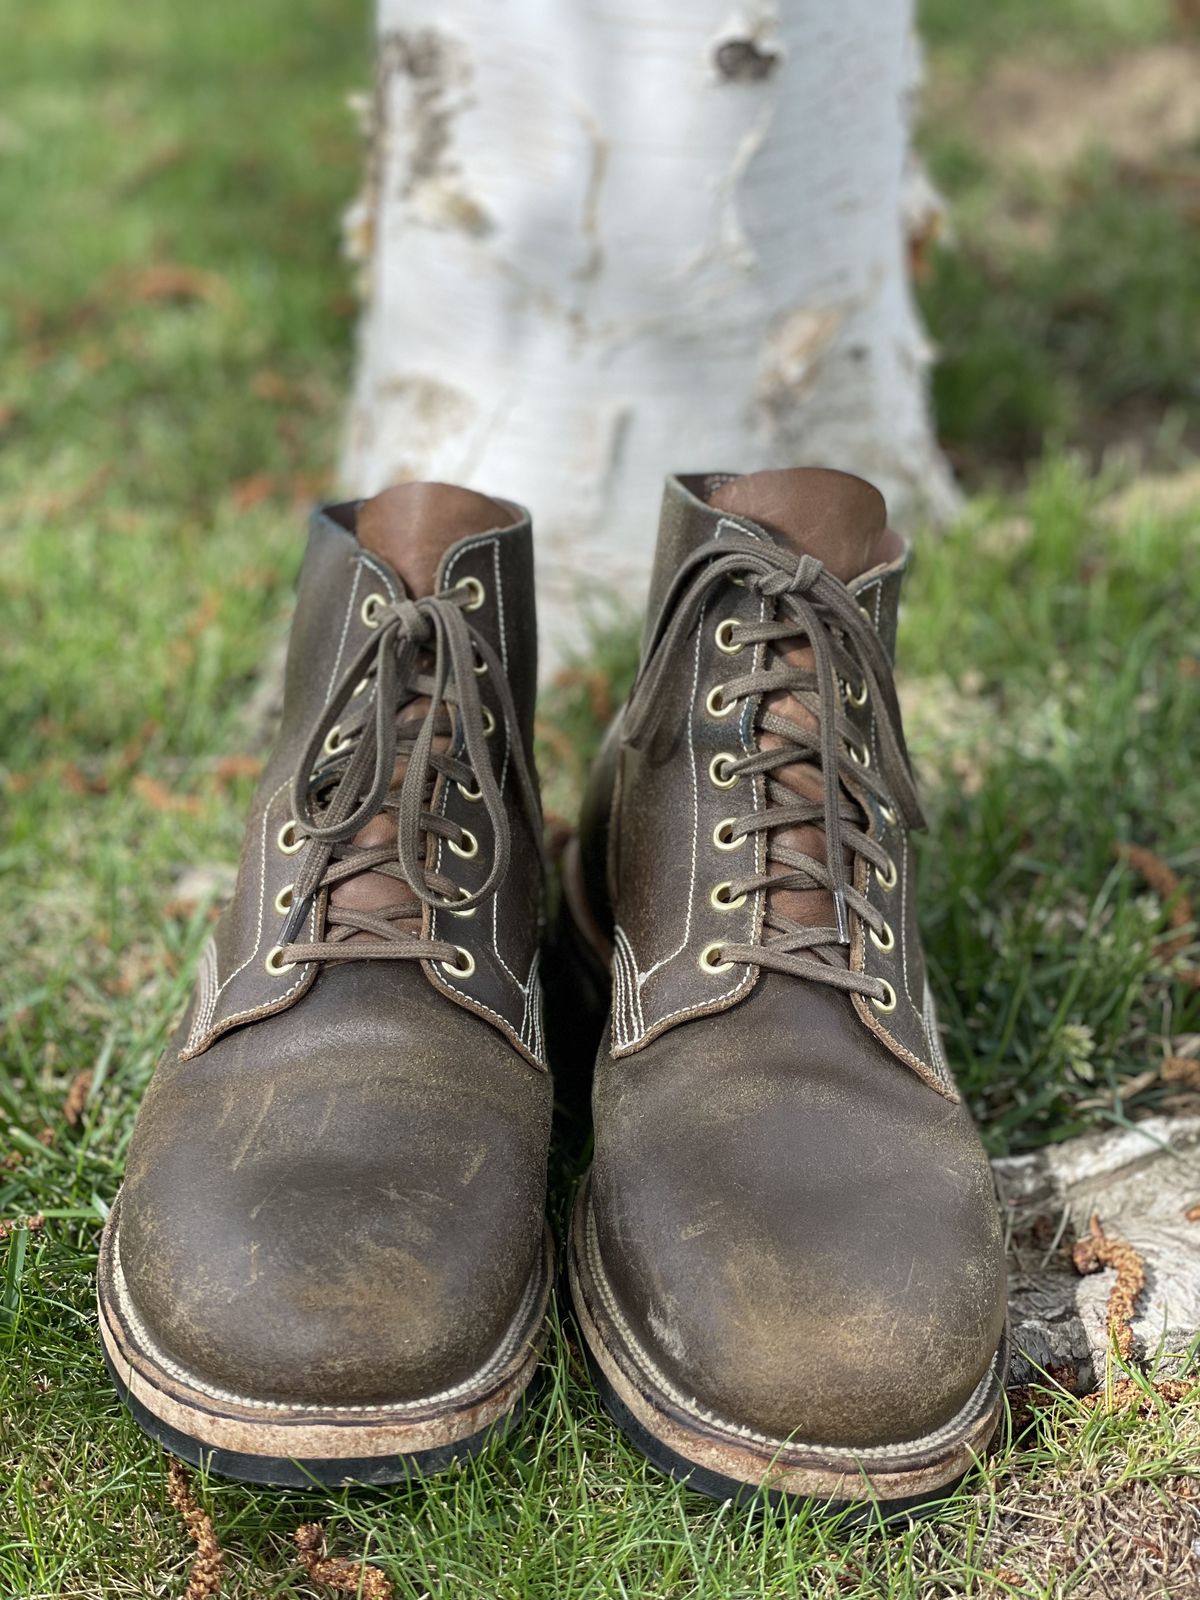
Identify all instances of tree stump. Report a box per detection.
[995,1115,1200,1389]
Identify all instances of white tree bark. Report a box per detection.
[996,1116,1200,1389]
[343,0,955,660]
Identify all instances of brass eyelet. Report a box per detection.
[481,707,496,736]
[850,742,871,768]
[352,677,370,698]
[454,576,486,612]
[858,601,874,626]
[846,678,868,708]
[323,724,351,757]
[879,802,897,827]
[871,979,897,1013]
[448,889,476,919]
[710,882,747,911]
[277,819,306,855]
[473,654,488,676]
[457,780,483,802]
[876,856,898,891]
[441,946,476,978]
[449,828,478,859]
[869,921,895,953]
[706,684,736,719]
[709,753,740,790]
[361,592,386,628]
[274,884,295,915]
[265,945,296,976]
[698,942,734,975]
[713,818,747,851]
[714,618,744,656]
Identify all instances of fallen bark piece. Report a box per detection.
[165,1458,223,1599]
[995,1115,1200,1388]
[294,1524,394,1600]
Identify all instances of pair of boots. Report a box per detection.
[98,469,1007,1509]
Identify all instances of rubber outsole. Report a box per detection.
[101,1338,533,1488]
[585,1351,972,1521]
[102,1344,534,1491]
[97,1203,553,1488]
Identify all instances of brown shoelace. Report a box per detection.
[277,587,542,966]
[624,536,924,1002]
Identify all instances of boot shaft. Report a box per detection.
[579,468,955,1094]
[181,487,546,1067]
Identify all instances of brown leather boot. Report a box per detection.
[565,469,1008,1510]
[98,484,553,1486]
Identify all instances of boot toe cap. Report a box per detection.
[118,1145,542,1408]
[589,1011,1006,1450]
[116,973,551,1408]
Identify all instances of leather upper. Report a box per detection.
[181,501,546,1068]
[116,494,552,1405]
[590,981,1005,1446]
[577,471,1008,1449]
[121,964,552,1405]
[585,474,954,1094]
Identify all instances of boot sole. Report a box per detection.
[97,1200,553,1487]
[568,1174,1007,1513]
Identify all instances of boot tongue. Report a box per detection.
[357,481,513,597]
[706,468,892,937]
[708,467,889,582]
[332,482,512,934]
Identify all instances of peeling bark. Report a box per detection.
[343,0,956,662]
[996,1116,1200,1389]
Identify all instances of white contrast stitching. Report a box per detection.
[635,519,759,985]
[185,939,219,1051]
[208,778,291,1009]
[635,610,706,984]
[899,844,915,1011]
[428,533,543,1062]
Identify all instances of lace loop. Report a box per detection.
[625,532,923,999]
[277,584,541,958]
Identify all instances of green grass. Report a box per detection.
[2,0,1199,1595]
[917,0,1199,477]
[920,155,1200,474]
[919,0,1172,68]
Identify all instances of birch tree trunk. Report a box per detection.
[342,0,955,660]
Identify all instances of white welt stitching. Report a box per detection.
[519,952,547,1061]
